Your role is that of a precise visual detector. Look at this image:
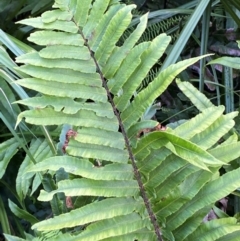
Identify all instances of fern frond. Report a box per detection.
[12,0,240,240]
[137,66,161,91]
[141,15,188,42]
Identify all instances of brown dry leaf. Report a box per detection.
[66,196,74,209]
[137,123,166,138]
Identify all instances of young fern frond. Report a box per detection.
[9,0,240,240]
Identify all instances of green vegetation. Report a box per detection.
[1,0,240,240]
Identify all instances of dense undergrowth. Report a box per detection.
[1,0,240,240]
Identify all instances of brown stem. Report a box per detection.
[79,30,163,241]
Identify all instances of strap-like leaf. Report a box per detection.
[176,79,215,111]
[39,45,91,59]
[51,213,149,241]
[27,31,84,46]
[208,56,240,69]
[16,52,95,72]
[15,96,114,117]
[38,179,139,201]
[16,109,118,132]
[67,139,129,162]
[17,17,78,33]
[27,156,133,180]
[41,9,72,23]
[16,78,106,101]
[32,197,143,231]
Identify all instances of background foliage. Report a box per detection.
[1,0,240,240]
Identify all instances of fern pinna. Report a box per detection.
[9,0,240,240]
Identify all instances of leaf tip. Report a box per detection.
[15,114,23,129]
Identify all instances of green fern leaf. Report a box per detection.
[16,78,106,101]
[38,179,139,201]
[17,77,107,100]
[107,41,150,94]
[88,4,124,50]
[216,230,240,241]
[50,213,150,241]
[171,206,212,240]
[190,112,238,150]
[134,131,225,170]
[67,139,128,162]
[114,33,171,111]
[27,156,133,180]
[176,79,215,111]
[15,96,113,117]
[167,168,240,231]
[14,0,240,240]
[95,5,135,66]
[209,142,240,163]
[185,218,240,241]
[32,197,143,231]
[27,31,84,46]
[103,13,148,78]
[16,108,118,131]
[99,229,155,241]
[207,56,240,70]
[16,52,96,72]
[219,132,238,146]
[17,17,78,33]
[174,106,225,139]
[121,56,210,130]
